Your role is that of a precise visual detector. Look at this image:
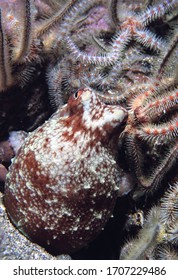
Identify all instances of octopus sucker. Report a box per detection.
[4,88,128,254]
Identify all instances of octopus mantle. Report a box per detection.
[4,88,127,254]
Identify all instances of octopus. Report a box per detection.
[4,88,128,254]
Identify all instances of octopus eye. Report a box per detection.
[74,91,78,99]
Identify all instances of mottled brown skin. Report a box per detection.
[4,88,127,254]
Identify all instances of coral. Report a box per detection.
[0,139,14,162]
[0,0,115,93]
[0,164,7,183]
[4,88,128,254]
[120,182,178,260]
[0,139,14,184]
[66,0,177,65]
[0,0,39,90]
[120,77,177,197]
[8,130,28,154]
[96,25,178,198]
